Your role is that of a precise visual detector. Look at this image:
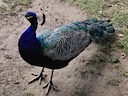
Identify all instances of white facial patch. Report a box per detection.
[27,16,33,19]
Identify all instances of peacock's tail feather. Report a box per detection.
[81,18,115,42]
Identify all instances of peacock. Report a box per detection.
[18,12,115,95]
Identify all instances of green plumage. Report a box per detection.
[82,18,115,38]
[37,18,115,61]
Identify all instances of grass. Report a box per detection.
[0,0,31,16]
[2,0,31,6]
[67,0,128,53]
[74,87,87,96]
[21,92,34,96]
[107,78,121,86]
[74,90,87,96]
[107,55,119,64]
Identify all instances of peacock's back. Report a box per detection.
[37,22,91,61]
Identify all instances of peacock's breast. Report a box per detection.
[18,33,43,65]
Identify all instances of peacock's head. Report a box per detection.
[25,12,37,19]
[23,12,37,24]
[22,12,45,25]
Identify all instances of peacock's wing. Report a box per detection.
[42,29,91,61]
[37,28,54,47]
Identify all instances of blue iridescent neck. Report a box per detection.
[26,17,38,33]
[20,20,38,42]
[24,20,38,35]
[29,23,38,32]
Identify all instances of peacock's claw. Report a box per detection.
[28,67,46,84]
[43,81,60,95]
[28,72,47,84]
[31,72,47,77]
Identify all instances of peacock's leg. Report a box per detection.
[28,67,47,84]
[43,70,60,95]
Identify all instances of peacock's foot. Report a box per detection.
[28,72,47,84]
[43,81,60,95]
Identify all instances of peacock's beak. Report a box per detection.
[21,13,26,16]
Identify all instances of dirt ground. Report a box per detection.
[0,0,128,96]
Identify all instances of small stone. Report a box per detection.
[99,11,103,14]
[14,82,20,85]
[117,34,124,37]
[1,48,6,51]
[82,59,85,62]
[4,55,12,59]
[122,53,126,59]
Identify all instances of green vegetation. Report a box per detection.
[21,92,34,96]
[3,0,30,5]
[86,54,106,65]
[68,0,128,53]
[107,55,119,64]
[74,87,87,96]
[0,0,31,16]
[107,78,121,86]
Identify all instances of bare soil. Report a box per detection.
[0,0,128,96]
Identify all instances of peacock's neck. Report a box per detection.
[29,22,38,33]
[23,22,38,36]
[20,22,39,46]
